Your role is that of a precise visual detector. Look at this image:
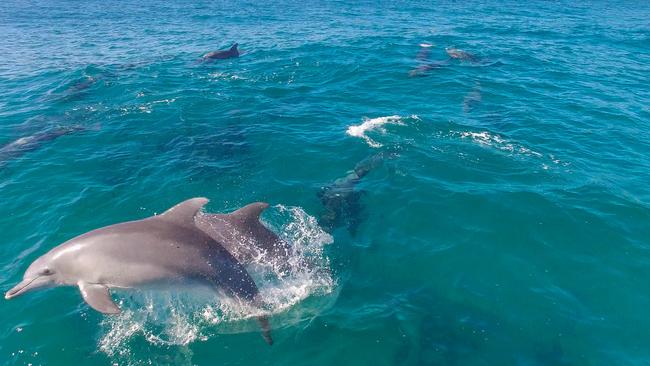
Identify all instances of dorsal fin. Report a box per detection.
[230,43,238,51]
[158,197,209,226]
[229,202,268,223]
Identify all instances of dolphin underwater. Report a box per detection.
[463,81,482,113]
[318,151,387,234]
[195,202,291,267]
[0,125,86,166]
[409,44,450,77]
[445,47,480,63]
[202,43,240,61]
[5,198,273,345]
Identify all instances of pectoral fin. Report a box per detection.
[78,282,120,314]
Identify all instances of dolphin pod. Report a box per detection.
[5,198,274,345]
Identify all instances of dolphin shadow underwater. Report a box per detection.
[318,151,391,235]
[5,198,275,345]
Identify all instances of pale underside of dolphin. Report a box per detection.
[5,198,273,345]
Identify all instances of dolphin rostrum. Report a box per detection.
[5,198,273,345]
[195,202,291,267]
[202,43,240,61]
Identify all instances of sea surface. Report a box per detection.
[1,1,650,365]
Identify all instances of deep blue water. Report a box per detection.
[1,1,650,365]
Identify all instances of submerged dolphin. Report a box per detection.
[318,152,386,234]
[409,44,449,77]
[445,47,479,63]
[195,202,291,266]
[5,198,273,345]
[463,81,482,113]
[202,43,240,61]
[0,126,86,166]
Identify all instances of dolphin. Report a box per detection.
[318,151,386,234]
[445,47,480,63]
[66,75,97,94]
[195,202,291,267]
[463,81,482,113]
[4,198,273,345]
[409,44,450,77]
[202,43,240,61]
[0,126,86,166]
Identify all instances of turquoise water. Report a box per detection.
[1,0,650,364]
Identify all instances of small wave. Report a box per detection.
[451,130,570,169]
[99,205,334,359]
[119,98,176,115]
[346,115,419,148]
[207,72,248,81]
[455,131,543,157]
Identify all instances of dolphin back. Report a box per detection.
[196,202,290,264]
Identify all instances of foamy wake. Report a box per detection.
[456,131,543,157]
[453,130,569,169]
[119,98,176,115]
[346,115,419,148]
[99,205,334,358]
[207,71,248,81]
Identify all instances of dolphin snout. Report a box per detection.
[5,277,38,299]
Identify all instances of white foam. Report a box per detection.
[346,115,418,148]
[208,71,247,81]
[99,205,334,358]
[456,131,543,157]
[419,43,434,48]
[119,98,176,115]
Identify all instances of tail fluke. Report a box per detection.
[257,315,273,345]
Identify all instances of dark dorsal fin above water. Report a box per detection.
[158,197,209,226]
[230,43,239,51]
[229,202,269,223]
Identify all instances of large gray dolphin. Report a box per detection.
[202,43,240,61]
[4,198,273,345]
[195,202,291,267]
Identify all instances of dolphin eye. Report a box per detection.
[40,268,53,276]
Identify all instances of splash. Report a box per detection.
[346,115,419,148]
[99,205,334,358]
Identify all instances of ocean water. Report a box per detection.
[1,0,650,364]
